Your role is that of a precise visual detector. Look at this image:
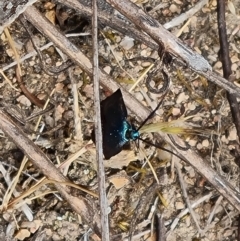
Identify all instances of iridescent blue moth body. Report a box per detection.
[92,89,139,159]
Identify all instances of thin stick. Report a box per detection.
[2,33,90,72]
[92,0,109,240]
[217,2,240,239]
[164,0,209,29]
[15,66,44,108]
[4,28,22,76]
[174,156,204,235]
[217,1,240,140]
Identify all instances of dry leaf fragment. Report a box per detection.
[17,95,31,107]
[228,1,236,15]
[55,82,64,92]
[21,220,42,234]
[109,170,130,189]
[44,2,56,24]
[15,229,31,240]
[104,150,137,169]
[54,104,65,122]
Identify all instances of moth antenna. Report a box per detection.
[138,137,186,162]
[137,71,169,131]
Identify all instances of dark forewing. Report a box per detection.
[101,89,128,159]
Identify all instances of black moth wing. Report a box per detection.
[100,89,129,159]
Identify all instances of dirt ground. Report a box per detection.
[0,0,239,240]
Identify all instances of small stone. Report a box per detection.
[213,61,222,69]
[224,229,233,237]
[187,102,196,111]
[192,116,202,122]
[6,48,14,57]
[185,216,191,227]
[135,92,144,101]
[115,36,121,43]
[1,33,6,41]
[172,107,180,116]
[141,61,152,67]
[55,61,63,67]
[211,109,216,114]
[120,36,134,50]
[103,66,111,74]
[29,61,35,66]
[228,127,237,141]
[74,67,82,75]
[140,49,149,57]
[175,201,184,210]
[169,4,180,13]
[176,92,189,104]
[196,143,202,150]
[114,51,123,61]
[185,166,195,178]
[231,55,239,63]
[188,139,197,147]
[55,83,64,92]
[212,0,217,7]
[221,135,228,144]
[231,63,238,71]
[174,0,182,4]
[45,116,54,127]
[202,139,209,147]
[17,95,31,107]
[208,55,217,62]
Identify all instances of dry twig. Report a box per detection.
[92,0,110,240]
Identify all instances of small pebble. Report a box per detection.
[141,61,152,67]
[29,61,35,66]
[172,107,180,116]
[184,166,195,177]
[140,49,149,57]
[185,216,191,227]
[188,139,197,147]
[228,127,237,141]
[196,143,202,150]
[169,4,180,13]
[231,55,239,63]
[208,55,217,62]
[115,36,121,43]
[6,49,14,57]
[224,229,233,237]
[103,66,111,74]
[187,102,196,111]
[213,61,222,69]
[231,63,238,71]
[175,201,184,210]
[192,116,202,122]
[212,0,217,7]
[114,51,123,61]
[202,139,209,147]
[221,135,228,144]
[17,95,31,107]
[211,109,216,114]
[55,61,62,67]
[120,36,134,50]
[176,92,189,104]
[135,92,144,101]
